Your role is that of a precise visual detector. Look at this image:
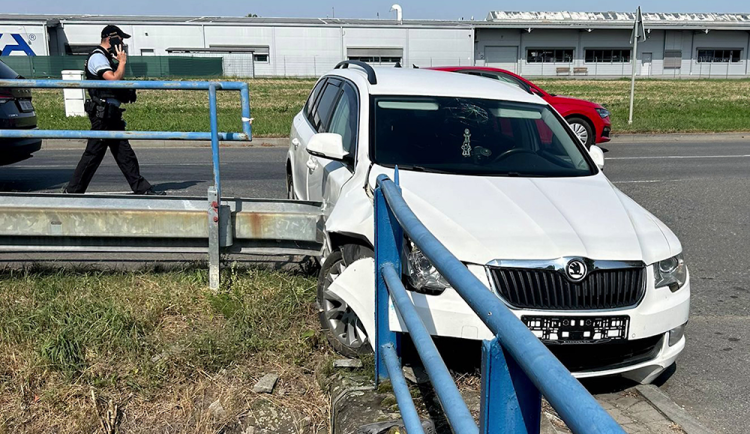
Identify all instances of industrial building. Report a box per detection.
[0,10,749,78]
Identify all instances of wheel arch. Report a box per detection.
[565,113,597,136]
[327,231,374,254]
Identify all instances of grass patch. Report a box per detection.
[536,78,750,134]
[31,78,316,138]
[30,77,750,137]
[0,267,333,433]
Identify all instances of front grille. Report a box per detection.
[489,267,646,310]
[547,335,663,372]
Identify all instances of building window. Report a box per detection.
[664,50,682,68]
[697,49,742,63]
[526,49,573,63]
[254,54,269,63]
[585,49,632,63]
[348,56,402,64]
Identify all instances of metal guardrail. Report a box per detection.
[0,193,322,255]
[0,79,317,289]
[374,172,626,434]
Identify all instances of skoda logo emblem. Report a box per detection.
[566,259,587,282]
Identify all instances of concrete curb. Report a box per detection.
[610,132,750,144]
[635,385,713,434]
[41,137,289,150]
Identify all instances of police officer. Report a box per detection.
[64,25,163,195]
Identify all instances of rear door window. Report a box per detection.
[327,82,358,155]
[313,79,343,132]
[304,78,327,123]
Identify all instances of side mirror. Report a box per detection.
[589,145,605,169]
[307,133,348,161]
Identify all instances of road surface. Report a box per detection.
[2,136,749,433]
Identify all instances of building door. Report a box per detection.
[485,46,518,73]
[641,52,652,76]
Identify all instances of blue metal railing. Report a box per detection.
[374,172,626,434]
[0,78,252,289]
[0,78,252,199]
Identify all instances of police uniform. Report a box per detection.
[65,28,155,194]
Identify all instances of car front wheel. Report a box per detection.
[567,116,594,148]
[317,245,373,357]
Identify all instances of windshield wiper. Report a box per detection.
[396,165,452,174]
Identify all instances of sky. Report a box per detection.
[4,0,748,20]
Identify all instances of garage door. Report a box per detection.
[485,46,518,73]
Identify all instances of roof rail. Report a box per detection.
[334,60,377,85]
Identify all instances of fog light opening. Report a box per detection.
[668,323,686,347]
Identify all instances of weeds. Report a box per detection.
[30,77,750,137]
[0,267,333,433]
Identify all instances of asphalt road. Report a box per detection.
[2,137,750,433]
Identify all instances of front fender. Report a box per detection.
[327,257,377,350]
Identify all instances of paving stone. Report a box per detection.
[253,373,279,394]
[334,358,363,369]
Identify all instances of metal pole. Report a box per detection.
[377,176,625,434]
[480,337,541,433]
[374,178,402,382]
[208,186,220,291]
[381,344,426,434]
[239,82,252,140]
[628,21,638,124]
[208,83,221,291]
[209,83,221,199]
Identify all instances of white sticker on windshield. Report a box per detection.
[461,129,472,157]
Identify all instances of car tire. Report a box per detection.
[317,245,373,358]
[567,116,595,148]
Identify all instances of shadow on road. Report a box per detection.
[0,167,70,192]
[152,180,202,193]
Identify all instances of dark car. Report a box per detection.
[0,59,41,165]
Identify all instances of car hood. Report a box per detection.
[546,94,603,109]
[379,169,680,265]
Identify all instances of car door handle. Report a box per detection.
[292,138,300,149]
[306,158,318,172]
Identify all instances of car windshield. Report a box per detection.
[372,96,595,177]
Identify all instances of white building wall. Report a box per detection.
[518,30,580,76]
[203,25,277,76]
[407,28,474,68]
[0,24,48,56]
[638,30,665,76]
[8,18,750,78]
[690,30,747,77]
[269,26,342,77]
[128,25,205,55]
[474,29,521,72]
[579,29,635,76]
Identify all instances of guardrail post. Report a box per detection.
[374,174,402,383]
[480,337,541,434]
[208,186,221,291]
[208,83,222,200]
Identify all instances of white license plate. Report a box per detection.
[18,100,34,112]
[522,316,630,343]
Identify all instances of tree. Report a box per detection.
[246,13,259,17]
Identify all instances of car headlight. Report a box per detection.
[654,253,687,292]
[595,108,610,119]
[404,242,449,295]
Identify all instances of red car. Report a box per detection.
[429,66,611,147]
